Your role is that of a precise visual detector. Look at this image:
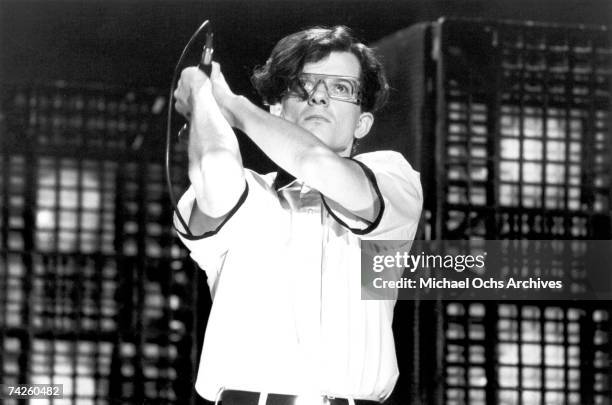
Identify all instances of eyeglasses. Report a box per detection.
[288,73,362,105]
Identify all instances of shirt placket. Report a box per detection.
[292,184,325,391]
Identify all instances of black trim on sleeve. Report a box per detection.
[173,181,249,240]
[320,158,385,235]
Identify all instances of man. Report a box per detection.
[173,26,422,405]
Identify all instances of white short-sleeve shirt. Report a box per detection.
[174,150,423,402]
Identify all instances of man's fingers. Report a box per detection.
[173,64,221,120]
[174,100,187,116]
[173,66,207,115]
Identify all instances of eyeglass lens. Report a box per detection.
[291,74,361,104]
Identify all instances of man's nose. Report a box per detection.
[307,81,329,106]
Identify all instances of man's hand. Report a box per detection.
[173,63,239,127]
[173,66,209,120]
[207,62,241,127]
[173,65,245,223]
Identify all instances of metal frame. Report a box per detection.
[432,19,612,405]
[0,82,208,404]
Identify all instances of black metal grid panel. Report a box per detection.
[444,302,488,405]
[443,302,611,405]
[430,19,612,405]
[436,20,612,239]
[364,19,612,405]
[0,83,204,404]
[369,23,438,241]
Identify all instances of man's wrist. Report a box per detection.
[192,86,215,117]
[222,94,245,129]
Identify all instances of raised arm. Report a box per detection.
[233,98,378,220]
[209,62,380,222]
[174,67,245,233]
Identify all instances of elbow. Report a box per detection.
[198,147,241,173]
[194,197,230,219]
[297,146,338,185]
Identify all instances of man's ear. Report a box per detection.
[269,103,283,117]
[354,112,374,139]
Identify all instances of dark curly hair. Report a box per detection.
[251,26,389,113]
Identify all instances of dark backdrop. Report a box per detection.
[2,0,611,90]
[3,0,609,172]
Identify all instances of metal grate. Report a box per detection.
[444,302,488,405]
[0,82,205,404]
[34,157,116,254]
[436,20,612,405]
[444,302,611,405]
[363,19,612,405]
[437,20,612,239]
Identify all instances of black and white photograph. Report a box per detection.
[1,1,611,404]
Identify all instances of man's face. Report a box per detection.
[277,51,372,157]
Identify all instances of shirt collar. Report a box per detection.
[273,168,297,191]
[274,172,314,195]
[273,167,319,197]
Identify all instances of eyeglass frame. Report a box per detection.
[286,73,363,105]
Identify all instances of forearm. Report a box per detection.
[226,95,377,217]
[228,96,332,179]
[188,92,245,220]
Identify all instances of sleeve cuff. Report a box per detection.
[320,158,385,235]
[173,181,249,241]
